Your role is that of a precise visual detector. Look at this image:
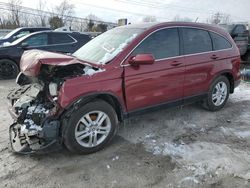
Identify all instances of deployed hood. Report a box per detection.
[20,50,99,77]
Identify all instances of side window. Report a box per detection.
[24,34,48,46]
[50,33,74,45]
[234,25,246,34]
[183,28,212,55]
[132,28,180,59]
[210,32,232,51]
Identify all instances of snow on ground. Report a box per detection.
[231,81,250,101]
[0,80,250,187]
[122,82,250,184]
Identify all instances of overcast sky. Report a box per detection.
[1,0,250,23]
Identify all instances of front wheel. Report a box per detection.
[63,100,118,154]
[202,76,230,111]
[0,59,19,79]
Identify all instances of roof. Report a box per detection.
[117,22,227,35]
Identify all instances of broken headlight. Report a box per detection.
[49,82,58,96]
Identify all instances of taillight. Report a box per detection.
[233,58,241,71]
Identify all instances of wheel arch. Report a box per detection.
[220,72,235,93]
[61,92,125,123]
[0,57,19,70]
[211,71,235,94]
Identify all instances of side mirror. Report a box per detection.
[129,54,155,66]
[20,42,29,49]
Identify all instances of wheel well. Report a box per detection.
[96,94,124,122]
[221,72,234,93]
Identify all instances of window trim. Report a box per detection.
[120,26,233,67]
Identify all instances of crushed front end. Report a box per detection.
[7,50,102,154]
[8,82,60,154]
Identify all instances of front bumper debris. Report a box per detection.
[8,84,60,154]
[9,120,59,154]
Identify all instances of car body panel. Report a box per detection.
[57,65,125,110]
[13,22,241,115]
[124,57,185,111]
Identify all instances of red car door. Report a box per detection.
[123,28,185,112]
[181,28,214,98]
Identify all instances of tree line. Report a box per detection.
[0,0,113,32]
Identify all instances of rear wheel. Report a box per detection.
[63,100,118,154]
[0,59,19,79]
[203,76,230,111]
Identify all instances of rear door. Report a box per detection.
[181,28,214,98]
[124,28,185,112]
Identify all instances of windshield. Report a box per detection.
[73,27,144,64]
[2,28,21,39]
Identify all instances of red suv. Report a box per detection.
[8,22,241,154]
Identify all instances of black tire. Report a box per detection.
[0,59,19,79]
[202,76,230,111]
[63,100,118,154]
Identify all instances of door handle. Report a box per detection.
[211,55,219,60]
[171,61,182,66]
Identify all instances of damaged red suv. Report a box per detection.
[8,22,241,154]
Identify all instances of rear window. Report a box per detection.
[183,28,212,55]
[50,33,74,44]
[210,32,232,51]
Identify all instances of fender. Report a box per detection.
[59,91,126,120]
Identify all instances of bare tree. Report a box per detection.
[207,12,231,25]
[142,16,157,23]
[55,0,75,25]
[8,0,22,27]
[87,19,94,32]
[36,0,47,26]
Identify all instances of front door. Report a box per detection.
[124,28,185,112]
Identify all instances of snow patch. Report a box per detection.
[231,82,250,101]
[83,66,105,76]
[98,34,138,64]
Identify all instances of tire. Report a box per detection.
[0,59,19,79]
[202,76,230,111]
[63,100,118,154]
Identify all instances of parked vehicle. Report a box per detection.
[0,31,91,79]
[220,23,250,62]
[0,27,51,46]
[8,22,241,154]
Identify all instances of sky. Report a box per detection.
[1,0,250,24]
